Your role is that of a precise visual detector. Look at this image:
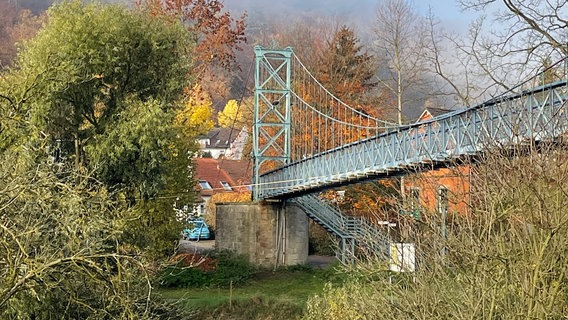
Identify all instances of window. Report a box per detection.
[438,186,449,240]
[220,181,232,191]
[437,187,449,214]
[199,180,212,190]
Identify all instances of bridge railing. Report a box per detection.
[258,80,568,199]
[291,194,391,263]
[291,194,351,238]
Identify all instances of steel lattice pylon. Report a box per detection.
[253,46,293,200]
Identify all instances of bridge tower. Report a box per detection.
[252,46,293,200]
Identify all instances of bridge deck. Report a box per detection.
[258,80,568,199]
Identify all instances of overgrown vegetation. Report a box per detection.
[303,144,568,319]
[159,264,346,320]
[0,149,196,319]
[159,251,255,288]
[0,1,244,318]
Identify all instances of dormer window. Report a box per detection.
[199,180,212,190]
[220,181,232,191]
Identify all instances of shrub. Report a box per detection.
[158,250,254,288]
[303,145,568,319]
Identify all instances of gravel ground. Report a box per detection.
[177,239,215,254]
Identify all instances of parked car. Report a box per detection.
[182,218,210,240]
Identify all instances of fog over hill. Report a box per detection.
[13,0,465,115]
[224,0,378,27]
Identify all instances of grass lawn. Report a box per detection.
[157,265,344,319]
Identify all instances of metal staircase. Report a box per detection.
[290,194,390,263]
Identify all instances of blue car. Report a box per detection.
[183,219,210,240]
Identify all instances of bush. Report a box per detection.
[303,146,568,319]
[158,250,254,288]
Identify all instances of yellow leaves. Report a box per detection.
[217,99,243,128]
[174,84,214,137]
[176,102,213,128]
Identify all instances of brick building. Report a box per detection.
[404,108,472,220]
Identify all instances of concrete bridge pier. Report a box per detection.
[216,201,309,267]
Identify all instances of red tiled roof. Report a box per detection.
[218,159,252,187]
[194,158,251,196]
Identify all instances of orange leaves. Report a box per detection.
[211,192,251,203]
[0,5,44,68]
[140,0,246,75]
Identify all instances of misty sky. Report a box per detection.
[224,0,478,33]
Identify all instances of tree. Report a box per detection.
[0,1,201,260]
[217,99,245,128]
[0,4,46,69]
[373,0,432,206]
[374,0,429,125]
[0,149,191,319]
[175,84,215,137]
[462,0,567,83]
[143,0,246,74]
[14,0,193,191]
[420,12,480,107]
[141,0,247,104]
[317,25,377,105]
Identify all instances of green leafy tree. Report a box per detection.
[1,1,200,260]
[0,149,191,319]
[16,0,192,169]
[16,0,194,194]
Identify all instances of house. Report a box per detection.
[193,157,251,216]
[403,107,471,220]
[416,107,455,122]
[197,127,248,160]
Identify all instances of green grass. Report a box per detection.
[157,265,345,319]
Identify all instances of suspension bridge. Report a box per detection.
[253,46,568,199]
[247,46,568,263]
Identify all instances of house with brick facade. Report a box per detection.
[404,108,472,221]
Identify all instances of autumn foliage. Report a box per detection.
[140,0,246,76]
[175,84,215,137]
[0,3,44,68]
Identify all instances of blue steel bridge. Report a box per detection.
[252,46,568,262]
